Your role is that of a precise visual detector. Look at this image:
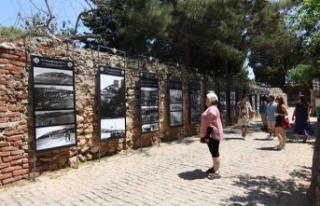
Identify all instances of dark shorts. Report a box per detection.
[207,138,220,158]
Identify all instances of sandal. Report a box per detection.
[206,167,214,174]
[208,172,221,180]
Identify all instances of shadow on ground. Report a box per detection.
[177,169,208,180]
[223,167,312,206]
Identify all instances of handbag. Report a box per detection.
[281,117,290,129]
[200,127,213,143]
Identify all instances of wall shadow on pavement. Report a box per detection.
[223,137,246,141]
[177,169,207,180]
[256,147,281,151]
[224,167,312,205]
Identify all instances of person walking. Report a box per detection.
[292,95,312,143]
[259,95,268,131]
[236,94,254,139]
[200,92,223,179]
[274,96,289,150]
[265,95,277,140]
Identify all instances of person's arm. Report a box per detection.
[207,110,218,128]
[307,104,312,122]
[292,107,296,121]
[203,110,217,139]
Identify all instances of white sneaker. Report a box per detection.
[266,135,274,140]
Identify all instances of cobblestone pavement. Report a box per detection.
[0,107,315,206]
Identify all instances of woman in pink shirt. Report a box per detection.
[200,92,224,179]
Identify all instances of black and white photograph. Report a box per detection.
[100,72,125,118]
[101,118,125,140]
[34,85,74,110]
[35,124,76,152]
[189,79,201,124]
[141,106,159,124]
[230,90,236,117]
[99,65,126,140]
[33,67,73,85]
[31,56,77,153]
[168,75,183,126]
[219,91,227,111]
[170,111,183,126]
[141,88,158,106]
[139,72,159,133]
[142,122,160,133]
[35,110,74,127]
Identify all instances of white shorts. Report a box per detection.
[267,121,276,130]
[238,117,250,127]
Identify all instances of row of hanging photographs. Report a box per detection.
[31,55,268,153]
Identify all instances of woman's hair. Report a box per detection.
[206,92,218,105]
[277,96,286,106]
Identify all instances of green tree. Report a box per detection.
[81,0,301,85]
[246,0,302,87]
[289,0,320,87]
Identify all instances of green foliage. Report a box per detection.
[0,26,25,40]
[289,0,320,87]
[80,0,302,86]
[246,1,302,87]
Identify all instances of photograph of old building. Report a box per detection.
[140,72,159,133]
[99,66,126,140]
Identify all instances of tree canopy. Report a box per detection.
[80,0,303,86]
[288,0,320,87]
[3,0,317,88]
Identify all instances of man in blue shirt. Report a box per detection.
[265,95,277,140]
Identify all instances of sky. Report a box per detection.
[0,0,90,33]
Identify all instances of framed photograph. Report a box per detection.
[139,72,159,133]
[170,111,183,126]
[229,85,236,118]
[35,110,74,127]
[35,125,76,152]
[168,75,183,127]
[98,65,126,140]
[33,67,73,85]
[189,79,201,124]
[31,55,77,153]
[34,85,74,110]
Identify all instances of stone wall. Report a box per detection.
[0,36,202,186]
[0,42,29,186]
[0,36,281,188]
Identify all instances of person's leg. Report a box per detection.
[275,127,282,148]
[267,122,272,138]
[242,117,249,138]
[213,156,220,173]
[279,128,287,148]
[268,122,275,139]
[238,118,245,138]
[207,139,221,179]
